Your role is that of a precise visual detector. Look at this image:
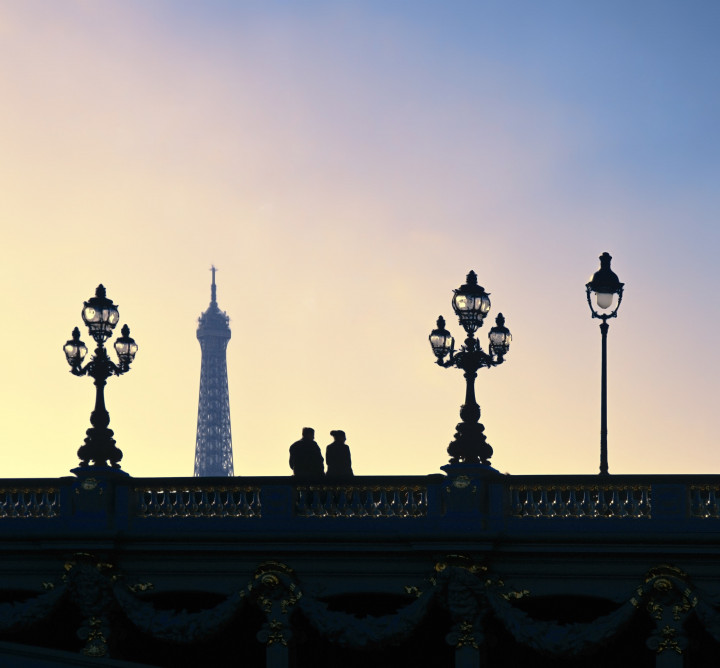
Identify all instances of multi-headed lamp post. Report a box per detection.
[429,271,511,466]
[586,252,624,476]
[63,285,138,470]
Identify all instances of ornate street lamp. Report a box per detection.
[586,252,624,476]
[429,271,511,466]
[63,285,138,469]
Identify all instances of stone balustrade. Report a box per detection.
[0,472,717,536]
[0,483,60,519]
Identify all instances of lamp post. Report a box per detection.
[429,271,511,466]
[586,252,624,476]
[63,285,138,469]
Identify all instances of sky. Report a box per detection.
[1,1,719,479]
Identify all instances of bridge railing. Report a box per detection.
[0,483,61,519]
[508,482,651,519]
[136,485,262,518]
[1,473,719,535]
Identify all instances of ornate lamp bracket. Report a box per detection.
[430,274,511,467]
[64,286,138,471]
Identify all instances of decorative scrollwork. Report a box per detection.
[1,556,719,663]
[639,565,696,656]
[446,620,481,649]
[127,582,154,594]
[257,618,288,646]
[79,616,109,657]
[250,562,301,648]
[63,554,118,658]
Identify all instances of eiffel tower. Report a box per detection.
[193,267,234,476]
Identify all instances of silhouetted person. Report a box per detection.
[325,430,354,480]
[289,427,324,479]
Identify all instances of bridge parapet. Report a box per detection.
[0,472,718,538]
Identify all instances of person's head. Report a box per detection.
[330,430,346,443]
[302,427,315,439]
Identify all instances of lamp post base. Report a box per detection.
[71,465,130,479]
[77,425,124,469]
[441,462,503,478]
[447,420,493,466]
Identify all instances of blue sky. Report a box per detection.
[0,1,718,477]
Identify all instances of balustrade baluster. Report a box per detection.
[336,489,349,516]
[391,489,406,517]
[187,490,198,516]
[174,490,186,517]
[235,490,248,516]
[162,491,174,517]
[351,489,366,517]
[637,488,650,518]
[16,491,29,518]
[295,488,308,516]
[567,488,581,517]
[251,489,261,517]
[624,488,638,518]
[405,489,416,516]
[224,491,237,517]
[150,491,162,516]
[28,491,40,517]
[417,489,428,516]
[41,491,54,518]
[538,489,553,517]
[690,487,704,517]
[312,489,327,517]
[580,488,594,517]
[378,489,393,517]
[323,488,336,516]
[551,489,567,517]
[7,492,17,518]
[707,489,719,518]
[198,490,210,516]
[522,489,539,517]
[209,490,220,516]
[608,489,626,517]
[365,489,379,516]
[597,489,609,517]
[511,488,522,516]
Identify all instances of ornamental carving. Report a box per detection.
[2,556,720,663]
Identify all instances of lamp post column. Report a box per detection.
[80,347,119,470]
[461,367,480,424]
[429,272,511,468]
[91,348,112,428]
[585,252,624,477]
[599,319,609,476]
[63,286,138,471]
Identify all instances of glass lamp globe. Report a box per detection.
[63,327,87,367]
[429,316,454,361]
[595,292,614,309]
[82,284,120,344]
[488,313,511,357]
[452,271,491,334]
[114,325,138,366]
[586,253,624,314]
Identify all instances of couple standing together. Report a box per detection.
[289,427,353,480]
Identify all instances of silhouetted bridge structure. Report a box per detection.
[2,469,720,667]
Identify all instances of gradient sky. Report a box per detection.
[1,1,719,479]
